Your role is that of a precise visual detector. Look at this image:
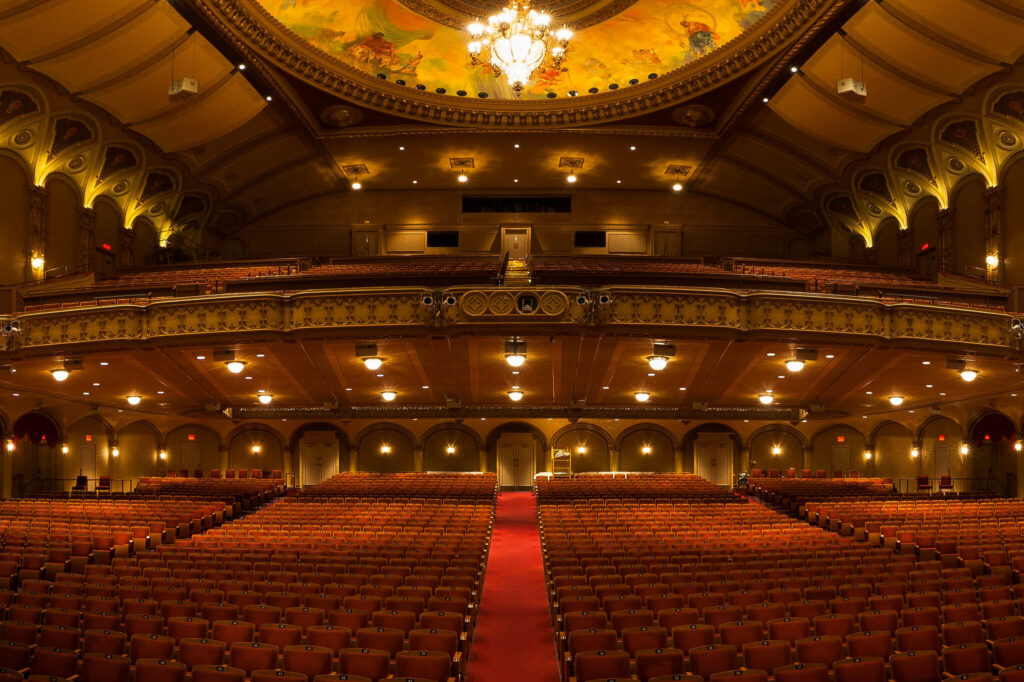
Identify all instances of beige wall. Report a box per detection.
[423,428,479,472]
[554,428,610,473]
[749,429,804,473]
[358,427,414,472]
[618,428,675,472]
[0,155,30,286]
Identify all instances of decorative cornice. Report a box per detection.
[194,0,840,128]
[5,286,1015,355]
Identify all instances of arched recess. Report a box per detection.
[951,174,987,277]
[356,423,415,473]
[422,423,483,472]
[166,424,222,476]
[968,411,1017,496]
[66,416,113,489]
[11,411,61,497]
[747,424,806,474]
[131,216,159,267]
[681,423,742,482]
[553,424,612,473]
[809,424,868,476]
[615,424,677,473]
[0,152,32,285]
[227,424,285,474]
[92,198,122,277]
[873,218,901,268]
[484,422,549,476]
[849,234,867,261]
[869,421,914,483]
[117,420,163,481]
[909,197,941,278]
[288,423,349,484]
[1002,154,1024,286]
[0,409,8,437]
[43,173,81,277]
[917,416,965,484]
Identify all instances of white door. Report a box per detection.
[934,443,950,478]
[695,434,733,486]
[502,227,530,260]
[300,432,340,487]
[352,229,380,256]
[830,444,850,476]
[497,435,534,489]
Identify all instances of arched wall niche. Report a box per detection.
[680,423,742,477]
[131,216,159,267]
[967,411,1017,496]
[747,424,805,474]
[356,423,415,473]
[809,424,868,477]
[11,411,61,497]
[917,416,965,485]
[43,173,81,277]
[909,197,941,278]
[950,174,986,277]
[289,423,349,478]
[553,424,612,473]
[116,420,163,481]
[66,415,112,490]
[422,423,482,472]
[92,197,122,277]
[870,421,915,483]
[484,422,549,474]
[165,424,222,476]
[226,424,285,474]
[0,152,31,285]
[872,218,901,268]
[616,424,677,473]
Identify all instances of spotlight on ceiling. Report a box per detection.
[258,394,273,405]
[634,391,650,402]
[356,343,383,370]
[507,388,524,401]
[505,337,527,367]
[647,342,675,371]
[381,390,397,402]
[126,395,142,406]
[758,394,774,405]
[889,395,904,406]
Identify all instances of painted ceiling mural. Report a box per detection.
[260,0,781,100]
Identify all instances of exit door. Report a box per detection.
[502,227,530,260]
[830,444,850,476]
[300,431,340,487]
[497,435,535,489]
[695,434,733,486]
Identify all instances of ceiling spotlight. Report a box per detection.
[507,388,524,401]
[634,391,650,402]
[960,369,978,382]
[258,394,273,405]
[363,357,383,371]
[888,395,904,406]
[351,182,362,190]
[566,174,577,183]
[381,390,397,402]
[265,95,272,102]
[758,394,774,405]
[126,395,142,406]
[762,97,769,103]
[790,65,798,73]
[785,360,805,372]
[238,64,246,70]
[51,369,70,382]
[457,174,468,183]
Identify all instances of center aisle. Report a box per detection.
[467,491,560,682]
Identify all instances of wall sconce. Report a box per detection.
[641,445,652,455]
[380,444,391,455]
[4,438,13,453]
[61,444,69,455]
[111,447,119,458]
[576,445,587,455]
[911,447,920,458]
[30,254,44,270]
[158,450,167,460]
[771,445,782,456]
[959,442,970,456]
[251,445,261,455]
[986,253,999,268]
[1016,440,1023,453]
[864,450,873,460]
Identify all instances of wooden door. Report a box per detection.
[695,434,733,486]
[502,227,530,260]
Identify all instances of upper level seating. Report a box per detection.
[304,472,497,500]
[535,472,742,502]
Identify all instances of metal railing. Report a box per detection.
[495,251,510,286]
[894,477,999,495]
[24,477,132,494]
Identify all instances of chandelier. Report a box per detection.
[467,1,572,96]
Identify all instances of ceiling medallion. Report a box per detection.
[466,1,572,96]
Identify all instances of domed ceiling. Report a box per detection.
[258,0,782,100]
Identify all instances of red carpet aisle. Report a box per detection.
[467,492,560,682]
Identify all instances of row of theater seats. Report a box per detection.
[0,477,493,682]
[538,474,1024,682]
[302,473,497,500]
[749,470,872,480]
[536,473,742,502]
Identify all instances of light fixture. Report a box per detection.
[771,445,782,456]
[634,391,650,402]
[566,174,577,183]
[646,342,675,371]
[4,438,12,452]
[785,360,805,372]
[159,450,167,460]
[672,182,682,192]
[576,445,586,454]
[457,174,468,183]
[252,445,261,455]
[363,357,384,371]
[758,394,774,405]
[111,447,119,458]
[507,388,524,401]
[864,450,872,460]
[265,95,272,102]
[351,182,362,190]
[466,4,572,96]
[911,447,920,458]
[887,395,904,406]
[238,64,246,70]
[258,394,273,405]
[446,445,456,455]
[790,65,799,73]
[960,443,970,456]
[505,337,527,367]
[381,390,397,402]
[51,369,69,382]
[1016,440,1022,453]
[380,444,392,454]
[960,369,978,382]
[986,254,999,268]
[126,395,142,406]
[30,255,44,270]
[641,445,652,455]
[226,360,246,374]
[61,444,69,455]
[647,356,668,371]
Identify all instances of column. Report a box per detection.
[478,447,488,473]
[119,228,135,269]
[896,229,913,269]
[674,447,684,473]
[802,446,811,471]
[984,186,1004,283]
[740,447,751,474]
[609,447,619,473]
[282,448,293,484]
[28,186,48,279]
[219,446,229,476]
[937,208,954,272]
[1,440,12,499]
[349,447,359,472]
[413,446,424,472]
[78,207,95,274]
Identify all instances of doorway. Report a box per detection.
[501,226,531,260]
[497,434,535,490]
[830,444,850,476]
[300,431,340,487]
[694,433,733,486]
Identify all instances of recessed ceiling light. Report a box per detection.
[265,95,272,101]
[777,375,785,379]
[762,97,769,103]
[512,370,519,375]
[514,144,520,148]
[92,383,100,387]
[195,356,205,361]
[925,384,933,388]
[765,352,776,357]
[157,390,164,395]
[865,391,873,395]
[345,387,352,391]
[825,354,834,359]
[790,65,798,73]
[412,180,418,184]
[629,146,636,151]
[602,386,609,390]
[99,361,109,366]
[1013,393,1018,397]
[244,376,253,380]
[256,354,265,358]
[11,393,17,397]
[238,64,246,70]
[399,146,405,150]
[82,392,89,396]
[616,180,621,184]
[922,361,931,365]
[679,387,686,391]
[647,372,655,377]
[939,392,946,396]
[421,385,429,389]
[513,179,519,183]
[376,373,384,378]
[381,390,397,401]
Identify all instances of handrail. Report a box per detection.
[496,251,510,286]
